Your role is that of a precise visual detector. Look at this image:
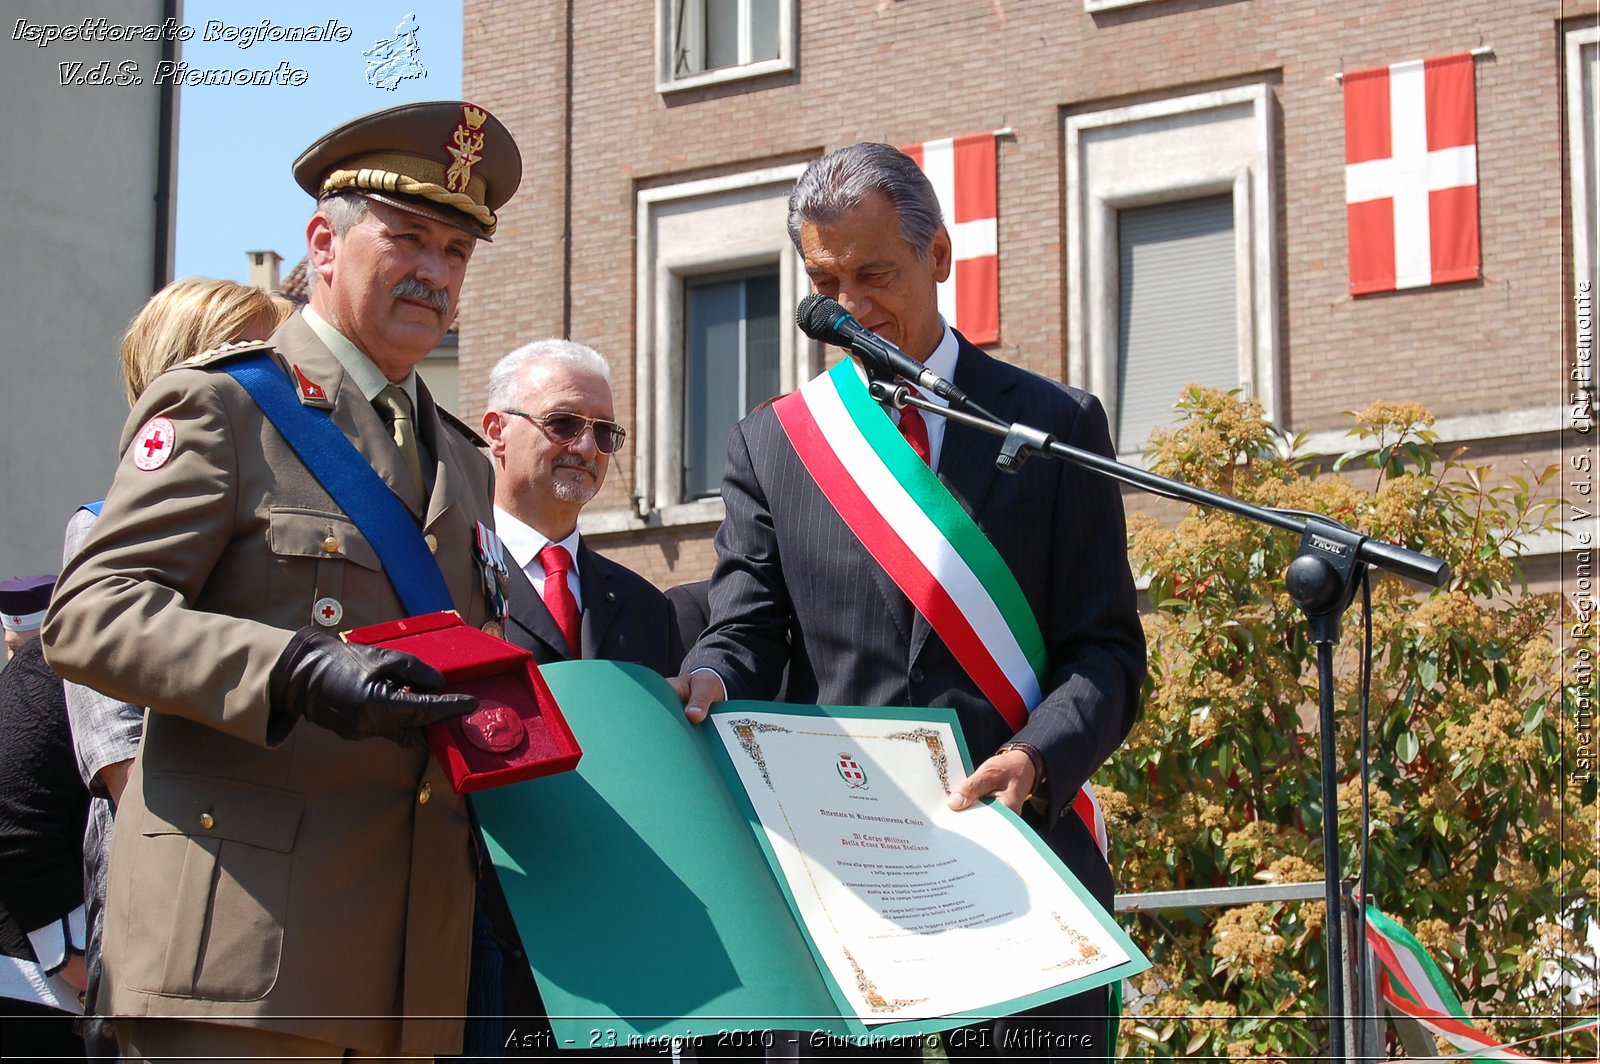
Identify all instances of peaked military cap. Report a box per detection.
[293,101,521,239]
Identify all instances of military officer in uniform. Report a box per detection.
[43,101,523,1060]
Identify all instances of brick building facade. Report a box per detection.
[456,0,1596,592]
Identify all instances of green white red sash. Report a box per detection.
[775,359,1046,725]
[1365,906,1598,1061]
[774,360,1107,852]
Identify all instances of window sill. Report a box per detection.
[656,57,793,95]
[1115,405,1564,464]
[578,498,728,536]
[1085,0,1173,11]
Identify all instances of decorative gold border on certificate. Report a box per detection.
[885,727,952,793]
[725,718,792,789]
[1045,910,1106,969]
[719,715,991,1017]
[842,946,926,1013]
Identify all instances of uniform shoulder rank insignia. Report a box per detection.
[292,364,330,405]
[179,338,274,370]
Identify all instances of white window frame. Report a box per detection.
[1065,84,1280,458]
[1084,0,1171,11]
[619,164,817,533]
[1568,26,1599,300]
[656,0,795,95]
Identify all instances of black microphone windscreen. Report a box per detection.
[795,294,845,342]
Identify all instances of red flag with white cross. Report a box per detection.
[1343,52,1480,295]
[901,132,999,344]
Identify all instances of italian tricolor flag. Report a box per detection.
[1365,906,1598,1061]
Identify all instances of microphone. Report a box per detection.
[795,294,969,406]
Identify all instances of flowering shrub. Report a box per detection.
[1107,388,1593,1059]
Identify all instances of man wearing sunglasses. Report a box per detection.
[481,339,682,679]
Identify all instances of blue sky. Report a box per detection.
[173,0,462,283]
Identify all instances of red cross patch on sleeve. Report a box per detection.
[132,417,176,471]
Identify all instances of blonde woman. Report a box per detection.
[118,278,293,405]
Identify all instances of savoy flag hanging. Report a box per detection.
[901,133,1000,344]
[1344,52,1480,295]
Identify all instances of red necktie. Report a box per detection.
[897,391,931,465]
[538,544,582,657]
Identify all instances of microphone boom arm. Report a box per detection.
[871,374,1447,1064]
[868,381,1448,590]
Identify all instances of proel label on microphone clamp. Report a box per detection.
[1309,533,1350,556]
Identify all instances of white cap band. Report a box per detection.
[2,608,46,633]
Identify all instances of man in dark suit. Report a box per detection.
[481,339,682,677]
[665,579,712,658]
[673,143,1145,1061]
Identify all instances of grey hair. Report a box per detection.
[487,339,613,411]
[786,142,944,260]
[316,190,372,237]
[306,192,372,292]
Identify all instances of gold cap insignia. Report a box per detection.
[445,104,487,195]
[293,101,522,240]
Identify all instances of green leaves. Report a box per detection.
[1395,729,1421,764]
[1112,390,1594,1059]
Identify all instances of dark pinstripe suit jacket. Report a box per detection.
[683,334,1146,905]
[503,541,684,677]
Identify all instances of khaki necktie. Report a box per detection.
[374,385,427,499]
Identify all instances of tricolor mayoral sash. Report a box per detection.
[773,360,1107,854]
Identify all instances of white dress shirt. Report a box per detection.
[493,506,583,610]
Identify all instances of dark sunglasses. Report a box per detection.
[502,409,627,454]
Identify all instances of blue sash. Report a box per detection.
[80,501,104,516]
[223,352,453,616]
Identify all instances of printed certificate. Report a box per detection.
[712,708,1132,1024]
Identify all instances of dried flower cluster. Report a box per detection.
[1108,388,1593,1059]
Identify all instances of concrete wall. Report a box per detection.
[0,0,170,576]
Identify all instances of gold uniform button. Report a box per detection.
[418,782,432,805]
[424,534,438,554]
[199,813,215,830]
[322,536,340,554]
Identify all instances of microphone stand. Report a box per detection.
[870,381,1449,1064]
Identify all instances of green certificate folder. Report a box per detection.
[472,660,1147,1049]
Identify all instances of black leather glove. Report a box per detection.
[268,626,477,746]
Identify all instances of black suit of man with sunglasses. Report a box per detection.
[479,339,684,1055]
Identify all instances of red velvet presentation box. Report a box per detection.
[343,611,582,793]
